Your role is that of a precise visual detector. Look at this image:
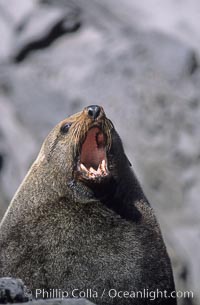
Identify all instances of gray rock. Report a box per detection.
[0,96,38,199]
[0,18,12,61]
[11,4,81,63]
[0,277,95,304]
[0,277,30,303]
[0,0,35,26]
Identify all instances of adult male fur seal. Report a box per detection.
[0,105,176,305]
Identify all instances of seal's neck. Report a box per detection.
[0,160,62,227]
[93,166,147,222]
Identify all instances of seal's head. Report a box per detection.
[40,105,130,201]
[72,105,113,183]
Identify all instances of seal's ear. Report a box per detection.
[126,155,132,167]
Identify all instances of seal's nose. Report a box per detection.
[87,105,101,120]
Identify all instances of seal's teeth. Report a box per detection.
[96,159,107,176]
[80,163,88,173]
[79,159,108,180]
[97,165,102,174]
[100,159,107,174]
[89,167,97,174]
[102,159,106,171]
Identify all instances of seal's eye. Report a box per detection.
[60,123,72,134]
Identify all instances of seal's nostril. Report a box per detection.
[87,105,101,120]
[88,108,94,117]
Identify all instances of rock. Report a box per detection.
[0,96,38,199]
[0,277,96,304]
[0,19,12,61]
[135,31,199,80]
[0,278,30,303]
[0,155,4,172]
[11,5,81,63]
[0,0,35,26]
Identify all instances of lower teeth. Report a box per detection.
[80,160,107,178]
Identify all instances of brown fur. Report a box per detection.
[0,106,176,305]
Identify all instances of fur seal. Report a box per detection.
[0,105,176,305]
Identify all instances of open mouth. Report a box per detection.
[77,127,109,181]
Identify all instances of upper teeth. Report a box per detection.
[80,159,107,178]
[80,163,88,172]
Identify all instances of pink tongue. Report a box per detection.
[80,128,106,170]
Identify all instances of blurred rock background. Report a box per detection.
[0,0,199,304]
